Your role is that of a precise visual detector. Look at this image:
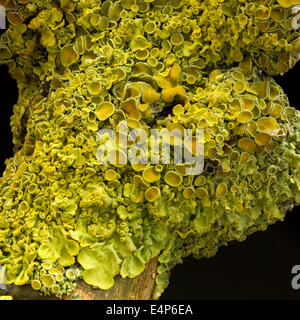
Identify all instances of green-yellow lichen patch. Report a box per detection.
[132,163,148,172]
[31,280,42,291]
[195,187,208,199]
[1,0,300,301]
[95,102,115,121]
[142,85,160,104]
[37,228,79,267]
[41,275,55,288]
[183,187,194,199]
[277,0,300,7]
[216,183,228,197]
[143,166,161,183]
[105,169,117,181]
[121,99,141,120]
[238,137,257,152]
[88,81,102,96]
[238,111,253,124]
[60,45,79,68]
[164,171,183,187]
[145,186,161,202]
[154,63,181,89]
[241,96,256,110]
[254,132,272,146]
[77,243,120,290]
[130,36,151,52]
[194,176,206,187]
[162,86,186,103]
[257,117,279,136]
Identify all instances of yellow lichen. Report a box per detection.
[238,137,257,152]
[121,98,141,120]
[216,183,228,197]
[143,166,161,183]
[162,86,186,103]
[95,102,115,121]
[238,111,253,124]
[277,0,300,7]
[145,186,161,202]
[0,0,300,301]
[257,117,280,136]
[164,171,183,187]
[60,45,79,68]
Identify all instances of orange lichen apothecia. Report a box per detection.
[0,0,299,299]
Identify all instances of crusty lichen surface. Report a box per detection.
[0,0,300,299]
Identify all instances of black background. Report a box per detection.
[0,39,299,299]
